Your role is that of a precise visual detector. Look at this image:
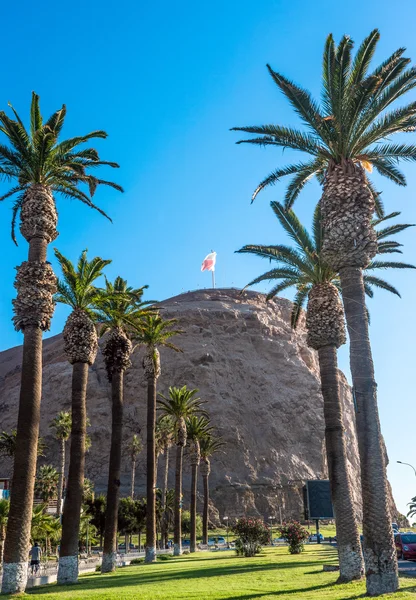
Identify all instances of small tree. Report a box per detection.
[232,518,269,557]
[181,510,202,538]
[279,521,309,554]
[34,465,59,502]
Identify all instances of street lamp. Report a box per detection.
[223,516,229,547]
[397,461,416,477]
[268,516,275,546]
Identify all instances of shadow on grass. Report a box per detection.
[26,558,336,596]
[208,581,338,599]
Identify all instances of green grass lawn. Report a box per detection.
[16,545,415,600]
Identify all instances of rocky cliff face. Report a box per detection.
[0,288,385,522]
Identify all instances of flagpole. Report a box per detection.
[212,270,215,289]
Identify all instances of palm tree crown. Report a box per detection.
[96,276,152,336]
[232,30,416,212]
[199,435,225,460]
[237,201,415,326]
[0,92,123,242]
[49,411,72,441]
[158,386,207,443]
[186,416,213,446]
[54,249,111,317]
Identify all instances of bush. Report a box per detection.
[129,558,144,565]
[232,518,269,557]
[279,521,309,554]
[157,554,171,561]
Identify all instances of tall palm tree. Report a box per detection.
[186,416,213,553]
[135,314,182,563]
[0,499,9,566]
[232,31,416,594]
[0,93,121,595]
[54,249,111,584]
[237,201,414,581]
[95,276,151,572]
[128,434,143,500]
[157,386,206,556]
[155,416,175,547]
[34,465,59,503]
[49,411,72,518]
[199,435,224,545]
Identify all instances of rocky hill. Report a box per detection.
[0,288,395,522]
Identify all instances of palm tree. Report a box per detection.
[407,497,416,520]
[157,386,206,556]
[231,31,416,594]
[34,465,59,503]
[237,201,414,581]
[49,411,71,518]
[54,249,111,584]
[186,416,213,553]
[95,277,151,572]
[199,435,224,545]
[135,314,182,563]
[0,499,9,566]
[128,434,143,500]
[155,416,175,547]
[0,93,122,595]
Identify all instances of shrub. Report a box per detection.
[129,558,144,565]
[157,554,171,561]
[279,521,309,554]
[232,517,269,557]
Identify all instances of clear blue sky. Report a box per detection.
[1,0,415,515]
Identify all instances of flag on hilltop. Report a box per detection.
[201,252,217,272]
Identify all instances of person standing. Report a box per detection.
[29,542,42,576]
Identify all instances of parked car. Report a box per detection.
[208,536,226,546]
[118,542,136,550]
[308,533,325,542]
[395,532,416,560]
[182,539,191,547]
[392,522,400,533]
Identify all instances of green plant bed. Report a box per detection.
[24,546,415,599]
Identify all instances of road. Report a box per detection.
[398,559,416,577]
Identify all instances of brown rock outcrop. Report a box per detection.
[0,288,393,522]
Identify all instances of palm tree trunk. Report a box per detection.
[57,361,88,584]
[339,267,398,595]
[190,464,198,553]
[2,325,43,594]
[130,459,136,500]
[145,377,157,563]
[102,371,124,573]
[318,345,364,582]
[202,472,209,545]
[56,438,65,517]
[174,444,183,556]
[2,185,57,595]
[161,446,169,547]
[0,524,5,565]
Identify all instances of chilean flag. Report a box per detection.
[201,252,217,272]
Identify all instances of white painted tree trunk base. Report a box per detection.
[145,547,157,563]
[57,555,79,584]
[337,545,364,582]
[173,543,182,556]
[1,561,28,594]
[366,570,399,596]
[101,551,118,572]
[364,549,399,596]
